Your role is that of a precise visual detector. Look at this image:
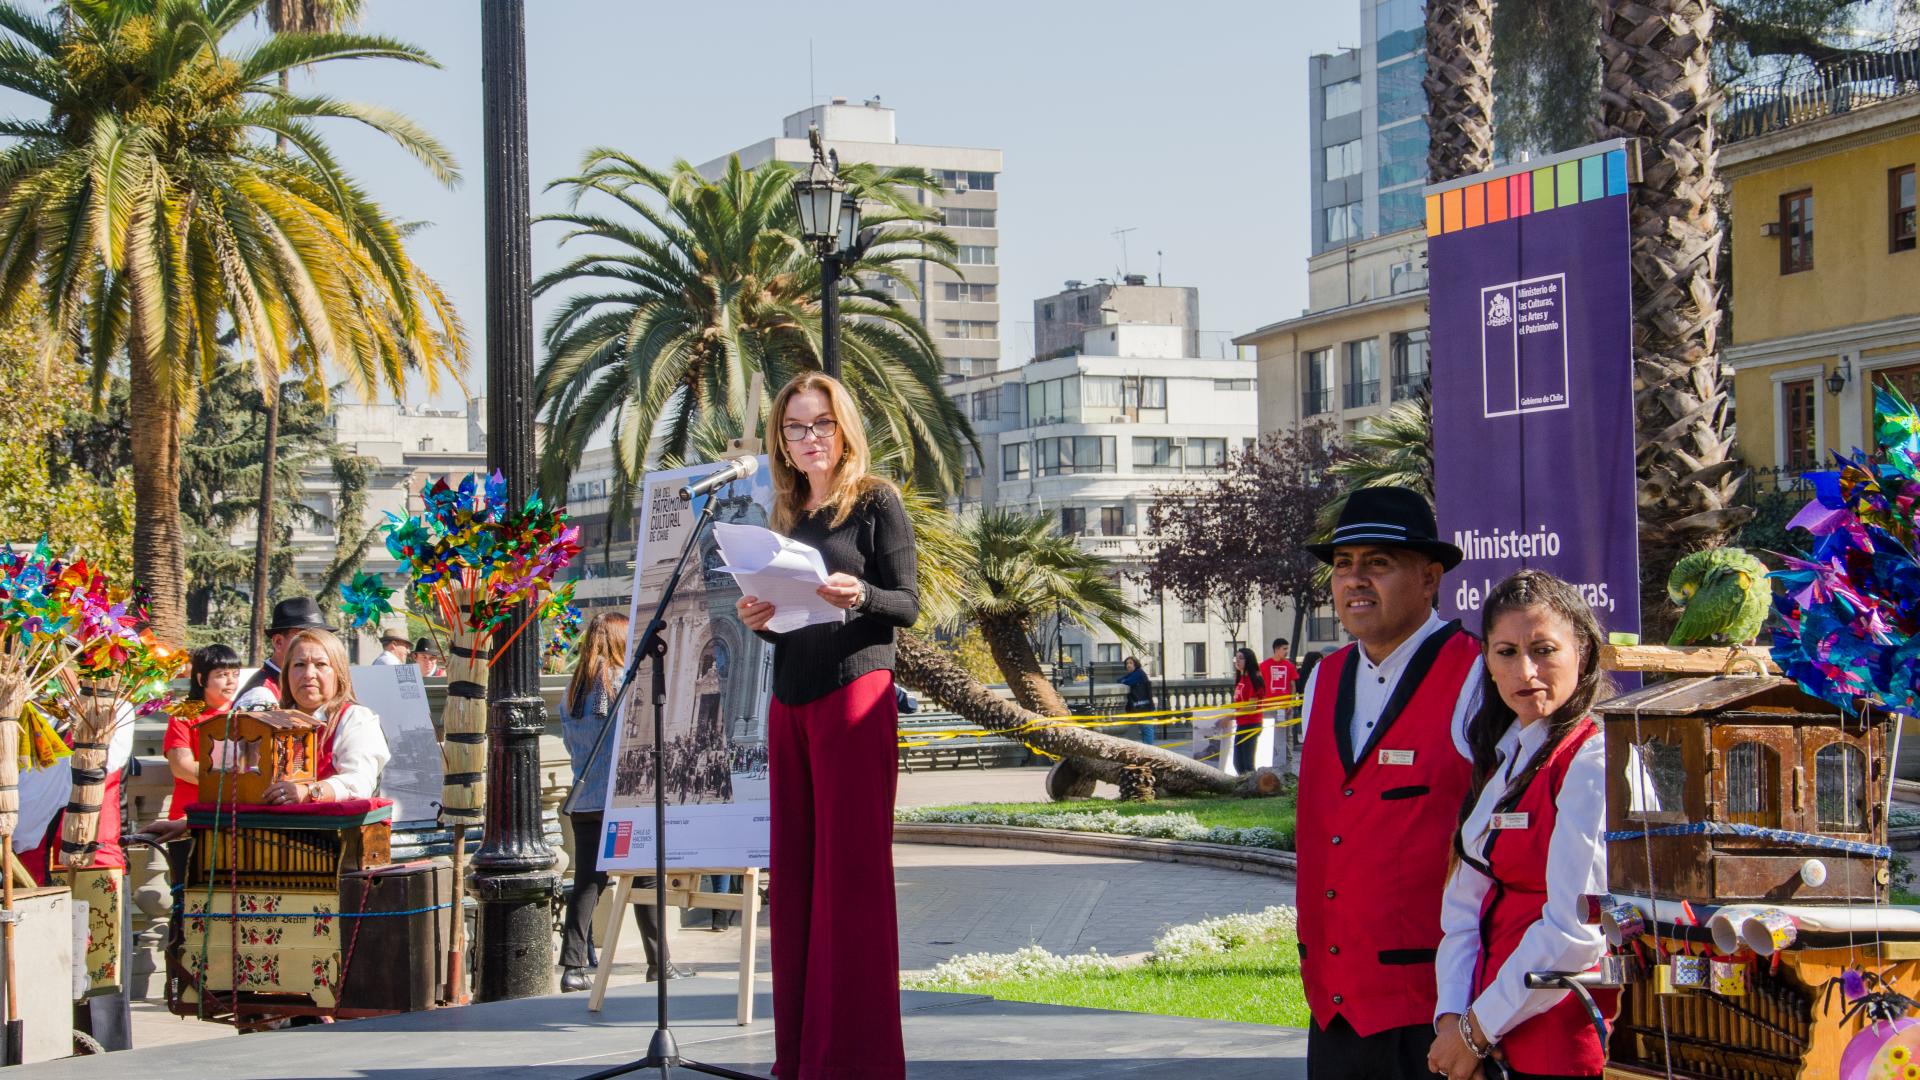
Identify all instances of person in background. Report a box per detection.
[736,371,919,1080]
[1291,649,1326,761]
[1261,638,1301,766]
[268,630,391,803]
[1429,571,1611,1080]
[164,644,242,819]
[557,611,678,990]
[1230,647,1265,774]
[1119,655,1156,744]
[235,597,332,710]
[412,637,444,678]
[371,631,410,666]
[1295,486,1482,1079]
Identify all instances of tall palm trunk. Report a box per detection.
[895,631,1238,796]
[1596,0,1747,641]
[249,386,279,661]
[1425,0,1497,182]
[978,613,1071,718]
[129,369,188,643]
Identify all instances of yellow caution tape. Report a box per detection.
[897,693,1304,750]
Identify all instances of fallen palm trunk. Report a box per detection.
[894,631,1273,797]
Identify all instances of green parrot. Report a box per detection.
[1667,547,1771,646]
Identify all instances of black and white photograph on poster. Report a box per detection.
[597,457,774,872]
[348,662,443,825]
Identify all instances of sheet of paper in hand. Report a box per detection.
[712,522,847,633]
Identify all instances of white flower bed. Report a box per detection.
[894,806,1286,850]
[904,905,1299,988]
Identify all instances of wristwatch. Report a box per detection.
[853,579,869,611]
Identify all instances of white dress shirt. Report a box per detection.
[1433,718,1608,1040]
[371,652,403,667]
[1299,611,1482,760]
[315,702,391,802]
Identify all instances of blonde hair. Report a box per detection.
[278,629,358,722]
[767,371,889,534]
[567,612,631,714]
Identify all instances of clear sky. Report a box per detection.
[24,1,1369,408]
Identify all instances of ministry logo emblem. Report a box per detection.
[1485,292,1512,328]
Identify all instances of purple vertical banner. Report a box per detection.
[1428,141,1640,639]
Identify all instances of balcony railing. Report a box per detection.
[1302,387,1332,416]
[1344,380,1381,409]
[1723,31,1920,144]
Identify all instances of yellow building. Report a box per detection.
[1724,86,1920,477]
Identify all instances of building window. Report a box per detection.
[1059,506,1087,536]
[1131,437,1227,473]
[1780,190,1813,274]
[962,447,981,479]
[942,282,998,303]
[1035,436,1117,476]
[1100,505,1124,536]
[1379,188,1426,235]
[1027,376,1080,425]
[1184,642,1207,676]
[943,207,997,228]
[938,170,996,191]
[1213,378,1254,391]
[1782,378,1817,472]
[1894,166,1917,253]
[1874,363,1920,411]
[1325,202,1362,245]
[1325,139,1362,181]
[1377,55,1425,127]
[1378,122,1428,189]
[971,390,997,420]
[1374,0,1424,60]
[1308,605,1339,642]
[1323,77,1361,119]
[939,319,998,340]
[1391,329,1429,400]
[1001,442,1029,480]
[1815,742,1867,831]
[1057,642,1084,672]
[1303,348,1332,416]
[957,245,997,265]
[1096,643,1122,665]
[1344,339,1381,408]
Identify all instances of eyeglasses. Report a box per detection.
[782,419,839,442]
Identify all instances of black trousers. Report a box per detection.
[1306,1016,1433,1080]
[560,811,661,971]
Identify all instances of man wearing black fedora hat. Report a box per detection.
[235,596,334,710]
[1293,486,1486,1078]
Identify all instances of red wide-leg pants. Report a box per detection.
[769,668,905,1079]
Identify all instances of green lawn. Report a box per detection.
[915,937,1310,1027]
[913,794,1296,840]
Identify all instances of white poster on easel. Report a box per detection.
[350,663,443,825]
[596,458,774,872]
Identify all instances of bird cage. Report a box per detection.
[1598,675,1889,904]
[195,709,326,808]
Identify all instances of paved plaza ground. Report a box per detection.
[124,765,1295,1057]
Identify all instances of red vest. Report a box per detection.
[1468,718,1617,1073]
[1296,624,1479,1036]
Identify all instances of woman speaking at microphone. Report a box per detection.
[735,371,919,1080]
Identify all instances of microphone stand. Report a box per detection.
[579,481,767,1080]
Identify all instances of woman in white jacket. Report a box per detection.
[264,629,391,804]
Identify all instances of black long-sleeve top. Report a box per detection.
[757,485,920,705]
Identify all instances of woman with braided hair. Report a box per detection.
[1429,570,1614,1080]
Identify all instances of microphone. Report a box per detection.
[680,455,759,500]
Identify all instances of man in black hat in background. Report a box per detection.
[1292,486,1485,1079]
[235,596,333,710]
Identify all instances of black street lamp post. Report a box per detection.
[473,0,559,1002]
[790,127,861,380]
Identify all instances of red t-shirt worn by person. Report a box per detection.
[1259,656,1298,702]
[162,705,225,820]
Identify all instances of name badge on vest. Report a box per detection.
[1378,749,1416,766]
[1491,812,1530,831]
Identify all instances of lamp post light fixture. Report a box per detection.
[1826,357,1853,396]
[791,127,862,380]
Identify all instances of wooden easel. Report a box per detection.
[588,376,770,1025]
[587,867,763,1024]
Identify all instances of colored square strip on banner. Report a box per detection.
[1426,148,1629,236]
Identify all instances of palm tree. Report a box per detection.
[894,497,1239,798]
[534,151,972,513]
[246,0,365,660]
[0,0,466,641]
[1314,393,1434,541]
[1596,0,1749,640]
[958,510,1139,719]
[1425,0,1497,181]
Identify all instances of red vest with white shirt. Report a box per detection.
[1465,717,1616,1073]
[1295,623,1479,1036]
